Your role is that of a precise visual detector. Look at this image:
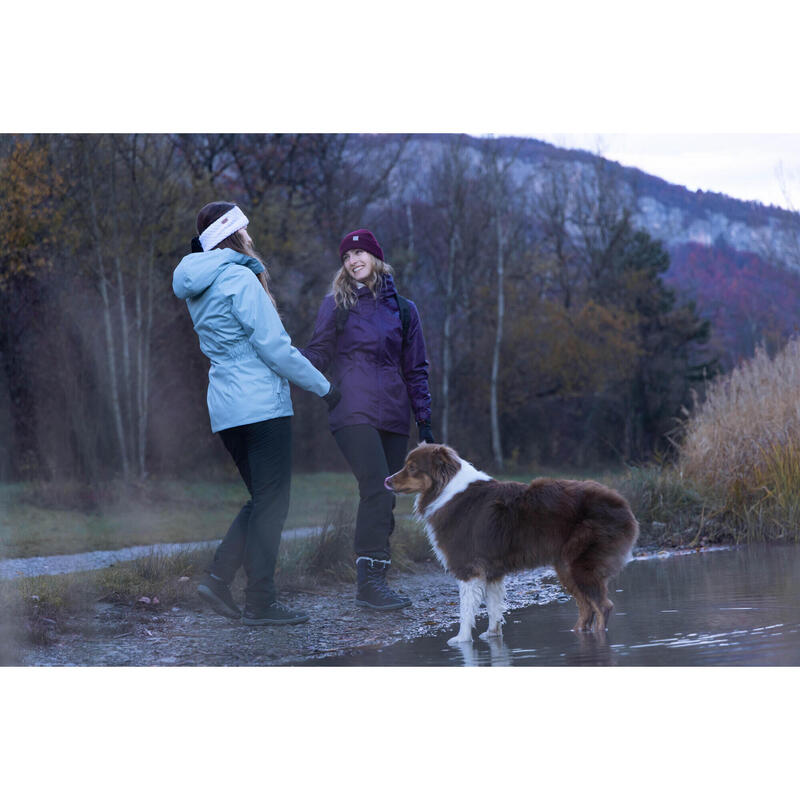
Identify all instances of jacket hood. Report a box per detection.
[355,273,396,299]
[172,248,263,300]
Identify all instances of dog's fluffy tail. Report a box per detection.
[622,519,640,565]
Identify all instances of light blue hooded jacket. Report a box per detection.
[173,248,330,433]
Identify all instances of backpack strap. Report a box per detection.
[395,293,411,357]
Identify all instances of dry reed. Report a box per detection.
[679,337,800,538]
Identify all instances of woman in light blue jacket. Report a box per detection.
[173,201,340,626]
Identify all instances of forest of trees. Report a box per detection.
[0,133,744,483]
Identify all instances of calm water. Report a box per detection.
[311,545,800,666]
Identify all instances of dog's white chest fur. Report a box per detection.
[415,458,491,570]
[421,520,449,569]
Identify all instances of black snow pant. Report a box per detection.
[333,424,409,561]
[209,416,292,608]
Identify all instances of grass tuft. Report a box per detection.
[94,548,215,604]
[615,465,723,548]
[276,502,433,589]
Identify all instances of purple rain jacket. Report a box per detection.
[301,274,432,435]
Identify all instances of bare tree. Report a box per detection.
[68,134,185,479]
[426,138,478,443]
[531,158,584,308]
[78,136,131,477]
[479,140,520,471]
[119,135,185,477]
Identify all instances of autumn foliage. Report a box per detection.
[0,140,64,290]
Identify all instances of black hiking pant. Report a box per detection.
[333,424,409,561]
[209,416,292,607]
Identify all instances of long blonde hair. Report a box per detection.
[196,201,277,307]
[332,253,394,309]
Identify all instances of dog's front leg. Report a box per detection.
[479,578,506,640]
[447,578,484,646]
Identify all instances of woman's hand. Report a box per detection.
[323,385,342,410]
[417,421,434,444]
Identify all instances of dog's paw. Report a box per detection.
[479,629,503,641]
[447,635,473,646]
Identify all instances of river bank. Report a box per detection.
[5,545,726,667]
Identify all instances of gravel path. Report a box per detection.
[13,563,562,666]
[0,526,322,580]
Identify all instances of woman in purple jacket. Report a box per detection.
[303,229,433,610]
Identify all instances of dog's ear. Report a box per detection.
[431,445,460,488]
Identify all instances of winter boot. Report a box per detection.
[355,557,412,611]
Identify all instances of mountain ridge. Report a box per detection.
[371,132,800,264]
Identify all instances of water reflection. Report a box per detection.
[452,637,512,667]
[312,544,800,666]
[565,631,616,667]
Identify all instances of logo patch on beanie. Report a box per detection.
[353,235,359,241]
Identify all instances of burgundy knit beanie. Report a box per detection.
[339,229,384,263]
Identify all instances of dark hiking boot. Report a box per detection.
[197,574,241,619]
[242,601,310,626]
[355,557,412,611]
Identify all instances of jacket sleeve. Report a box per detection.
[224,267,330,397]
[402,300,432,423]
[299,295,338,374]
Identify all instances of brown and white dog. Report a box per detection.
[385,444,639,645]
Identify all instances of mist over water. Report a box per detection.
[309,545,800,666]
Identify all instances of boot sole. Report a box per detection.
[242,615,309,626]
[355,598,412,611]
[197,584,241,620]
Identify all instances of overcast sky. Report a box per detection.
[529,133,800,211]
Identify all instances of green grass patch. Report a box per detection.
[0,464,637,562]
[0,474,418,560]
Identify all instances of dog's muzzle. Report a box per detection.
[384,477,394,491]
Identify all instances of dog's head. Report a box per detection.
[385,443,461,498]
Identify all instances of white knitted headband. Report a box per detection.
[198,206,249,251]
